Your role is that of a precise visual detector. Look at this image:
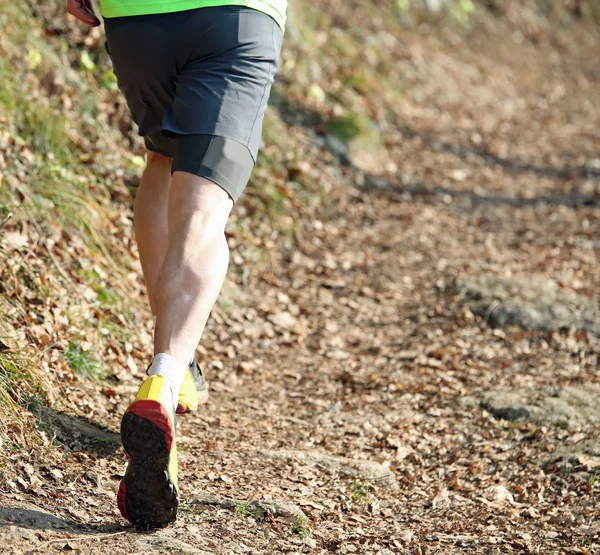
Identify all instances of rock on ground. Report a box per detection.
[549,439,600,472]
[459,275,600,336]
[258,449,398,489]
[481,385,600,428]
[191,494,307,521]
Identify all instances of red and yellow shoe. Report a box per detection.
[118,375,179,528]
[176,359,209,414]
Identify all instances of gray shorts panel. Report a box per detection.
[173,135,254,202]
[104,6,282,199]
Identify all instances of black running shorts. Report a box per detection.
[104,6,283,201]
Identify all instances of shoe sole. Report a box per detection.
[118,400,178,528]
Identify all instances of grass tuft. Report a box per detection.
[0,340,52,463]
[0,347,50,411]
[327,112,369,142]
[234,501,260,519]
[350,480,372,502]
[64,342,103,382]
[291,514,311,537]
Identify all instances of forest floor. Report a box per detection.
[1,1,599,554]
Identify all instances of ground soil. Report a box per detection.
[1,3,599,554]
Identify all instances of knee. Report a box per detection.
[169,173,233,230]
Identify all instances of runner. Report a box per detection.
[66,0,286,528]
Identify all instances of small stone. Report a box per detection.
[490,485,514,504]
[269,312,297,331]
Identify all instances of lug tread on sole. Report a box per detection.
[119,410,178,529]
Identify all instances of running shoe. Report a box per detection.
[118,375,179,528]
[176,359,209,414]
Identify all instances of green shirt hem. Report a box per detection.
[100,0,286,30]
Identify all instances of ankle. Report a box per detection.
[148,353,187,409]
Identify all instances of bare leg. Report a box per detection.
[133,151,172,315]
[153,171,233,365]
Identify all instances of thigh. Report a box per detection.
[104,13,177,142]
[163,7,283,160]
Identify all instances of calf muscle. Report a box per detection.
[153,172,233,364]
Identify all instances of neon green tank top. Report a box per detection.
[99,0,286,30]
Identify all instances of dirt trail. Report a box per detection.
[2,8,600,555]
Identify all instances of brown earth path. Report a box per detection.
[1,5,600,555]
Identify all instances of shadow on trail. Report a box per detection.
[34,405,120,457]
[377,179,600,209]
[0,506,124,534]
[270,86,599,209]
[393,124,600,182]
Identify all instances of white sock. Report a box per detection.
[148,353,186,410]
